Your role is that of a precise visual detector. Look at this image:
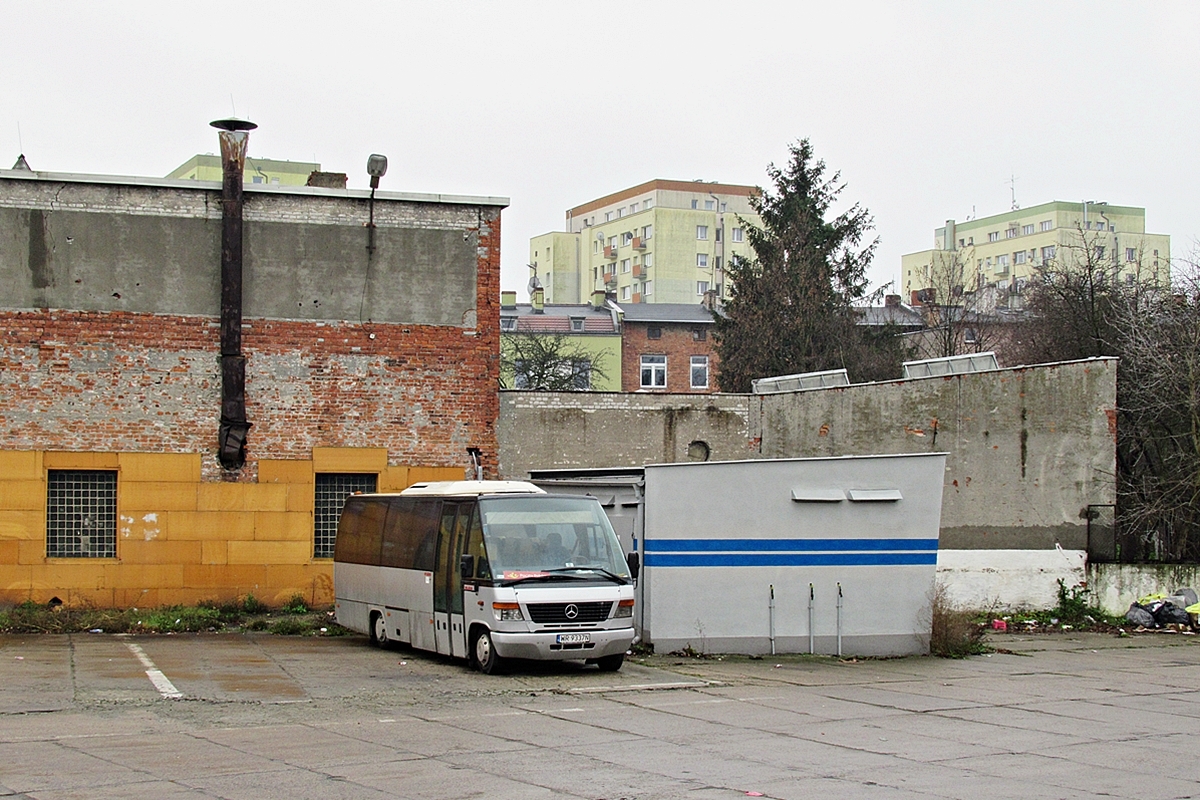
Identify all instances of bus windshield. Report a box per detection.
[478,496,631,583]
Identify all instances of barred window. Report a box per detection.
[314,473,378,558]
[46,470,117,558]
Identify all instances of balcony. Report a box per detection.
[603,245,618,259]
[602,271,616,286]
[632,264,645,278]
[633,237,647,250]
[631,293,642,304]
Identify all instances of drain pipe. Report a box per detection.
[211,118,256,471]
[836,582,843,658]
[808,583,815,655]
[768,584,776,656]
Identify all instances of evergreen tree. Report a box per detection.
[714,140,903,391]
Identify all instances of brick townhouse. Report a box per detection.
[0,141,506,607]
[618,303,719,393]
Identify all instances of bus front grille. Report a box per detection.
[527,602,613,623]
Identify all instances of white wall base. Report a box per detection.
[936,548,1087,610]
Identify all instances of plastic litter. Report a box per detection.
[991,619,1008,632]
[1125,603,1156,628]
[1154,602,1190,626]
[1173,587,1199,607]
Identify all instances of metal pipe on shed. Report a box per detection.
[768,584,776,655]
[836,582,843,658]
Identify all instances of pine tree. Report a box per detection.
[714,140,903,391]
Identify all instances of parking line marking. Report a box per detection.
[124,642,183,699]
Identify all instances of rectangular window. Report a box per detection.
[605,211,612,222]
[643,199,653,210]
[621,285,630,301]
[958,239,965,248]
[690,356,709,389]
[1040,220,1053,232]
[988,231,1000,242]
[641,354,666,388]
[1014,251,1027,265]
[697,280,710,295]
[647,326,661,339]
[642,224,653,239]
[1094,245,1106,260]
[696,225,708,240]
[1042,245,1056,260]
[691,199,698,209]
[593,241,598,254]
[621,259,631,273]
[622,232,633,246]
[732,227,744,242]
[1022,224,1034,235]
[1005,228,1017,239]
[315,473,378,558]
[720,202,727,212]
[644,253,653,267]
[697,253,708,268]
[692,328,707,342]
[997,254,1009,267]
[715,228,722,242]
[629,204,637,214]
[46,470,117,558]
[500,317,516,331]
[617,208,624,218]
[643,280,653,296]
[705,199,715,210]
[570,317,584,332]
[1126,248,1136,262]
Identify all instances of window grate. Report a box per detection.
[314,473,377,558]
[46,470,117,558]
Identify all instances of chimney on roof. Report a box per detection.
[500,291,517,310]
[590,290,607,309]
[306,171,348,189]
[531,287,545,313]
[885,294,900,307]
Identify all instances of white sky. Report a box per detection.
[4,2,1196,300]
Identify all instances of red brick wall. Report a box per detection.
[621,321,719,393]
[0,212,502,480]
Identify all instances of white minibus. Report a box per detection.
[333,481,638,673]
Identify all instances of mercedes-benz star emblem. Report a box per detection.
[564,604,579,619]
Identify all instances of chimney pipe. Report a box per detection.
[211,118,256,471]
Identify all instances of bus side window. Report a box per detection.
[412,499,440,571]
[464,505,490,579]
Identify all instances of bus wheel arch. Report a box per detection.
[369,610,389,648]
[470,625,503,674]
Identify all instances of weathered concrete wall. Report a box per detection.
[759,359,1117,550]
[937,549,1087,610]
[498,392,755,478]
[0,176,480,327]
[498,359,1117,554]
[1088,562,1200,616]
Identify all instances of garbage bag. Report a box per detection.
[1153,602,1191,626]
[1172,587,1199,608]
[1125,603,1156,628]
[1187,601,1200,616]
[1138,592,1168,605]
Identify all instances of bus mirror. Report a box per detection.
[626,551,640,579]
[460,554,475,579]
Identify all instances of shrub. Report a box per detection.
[241,594,268,614]
[268,617,312,636]
[930,583,987,658]
[281,594,309,615]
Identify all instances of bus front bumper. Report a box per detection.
[491,627,634,661]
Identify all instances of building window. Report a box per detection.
[691,199,699,209]
[621,285,630,301]
[622,232,633,246]
[692,328,707,342]
[697,280,710,295]
[644,253,653,267]
[593,240,598,254]
[703,199,713,210]
[1041,220,1053,232]
[1014,251,1027,265]
[643,199,653,210]
[46,470,117,558]
[697,253,708,268]
[647,326,662,339]
[690,356,709,389]
[1126,248,1137,262]
[641,355,667,388]
[988,231,1000,242]
[1022,224,1034,235]
[605,211,612,222]
[720,202,727,212]
[958,239,965,248]
[629,204,637,214]
[1005,227,1018,239]
[315,473,378,558]
[696,225,708,240]
[642,224,653,239]
[570,317,585,332]
[500,317,516,331]
[617,208,624,218]
[732,227,744,243]
[1041,245,1056,260]
[1094,245,1106,260]
[997,254,1009,267]
[643,280,653,296]
[621,259,631,273]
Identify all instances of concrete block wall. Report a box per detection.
[0,448,461,607]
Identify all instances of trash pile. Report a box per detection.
[1125,588,1200,630]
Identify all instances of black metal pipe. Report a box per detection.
[211,119,256,470]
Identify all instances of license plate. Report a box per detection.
[556,633,591,644]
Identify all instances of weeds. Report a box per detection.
[241,594,268,614]
[281,594,309,615]
[930,583,988,658]
[0,599,347,637]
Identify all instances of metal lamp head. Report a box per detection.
[367,154,388,189]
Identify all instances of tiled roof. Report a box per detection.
[616,303,717,324]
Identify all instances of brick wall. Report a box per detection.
[621,321,719,393]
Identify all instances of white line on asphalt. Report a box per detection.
[124,642,183,699]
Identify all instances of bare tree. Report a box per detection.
[912,245,1009,360]
[500,333,608,391]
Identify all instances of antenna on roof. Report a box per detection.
[1008,174,1019,210]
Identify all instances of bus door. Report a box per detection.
[433,501,471,657]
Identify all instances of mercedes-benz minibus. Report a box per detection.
[333,481,638,673]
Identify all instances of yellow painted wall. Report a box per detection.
[0,449,463,609]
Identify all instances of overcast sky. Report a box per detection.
[4,2,1196,300]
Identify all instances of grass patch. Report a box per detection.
[0,599,346,637]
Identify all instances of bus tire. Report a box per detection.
[595,653,624,672]
[473,629,503,674]
[369,611,389,648]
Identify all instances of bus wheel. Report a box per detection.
[473,629,503,674]
[595,653,624,672]
[370,612,389,648]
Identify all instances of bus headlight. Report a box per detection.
[614,599,635,618]
[492,602,523,621]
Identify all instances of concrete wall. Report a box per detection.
[1088,562,1200,616]
[499,359,1118,555]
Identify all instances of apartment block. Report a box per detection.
[901,201,1170,309]
[530,179,762,305]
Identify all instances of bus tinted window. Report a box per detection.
[333,497,386,565]
[381,498,440,570]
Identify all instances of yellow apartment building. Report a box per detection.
[167,154,322,186]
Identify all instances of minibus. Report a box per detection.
[333,481,638,673]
